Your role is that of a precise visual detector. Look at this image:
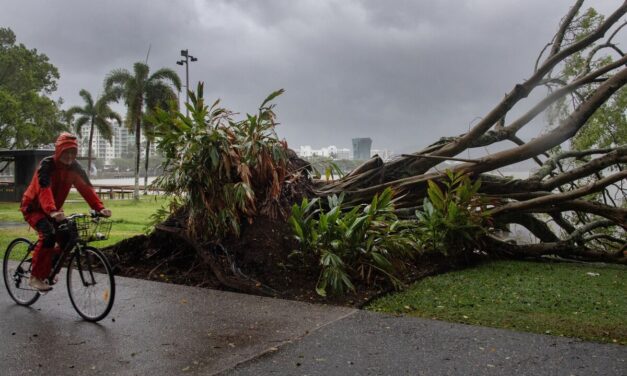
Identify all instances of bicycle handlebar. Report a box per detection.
[57,211,106,232]
[63,210,105,221]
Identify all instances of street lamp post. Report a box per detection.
[176,49,198,116]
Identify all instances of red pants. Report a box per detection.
[22,210,66,280]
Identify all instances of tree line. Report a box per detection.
[0,27,181,199]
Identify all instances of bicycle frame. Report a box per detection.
[11,242,36,287]
[5,212,116,321]
[47,218,96,288]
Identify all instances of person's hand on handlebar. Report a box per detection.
[50,210,66,222]
[99,208,112,217]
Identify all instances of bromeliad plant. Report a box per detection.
[415,170,489,257]
[151,83,288,241]
[290,188,419,296]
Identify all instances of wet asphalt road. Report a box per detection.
[1,269,625,375]
[1,272,354,375]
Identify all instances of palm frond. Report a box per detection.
[74,115,90,136]
[105,109,123,127]
[149,68,182,91]
[104,69,132,91]
[132,62,150,83]
[65,105,86,120]
[94,117,114,143]
[78,89,94,109]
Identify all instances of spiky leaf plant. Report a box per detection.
[151,83,287,241]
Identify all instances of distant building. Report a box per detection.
[114,126,131,159]
[78,122,156,164]
[335,148,352,160]
[298,145,352,160]
[352,138,372,160]
[371,149,393,161]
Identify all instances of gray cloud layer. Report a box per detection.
[1,0,623,153]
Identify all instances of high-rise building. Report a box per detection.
[352,137,372,160]
[114,126,131,159]
[77,123,156,164]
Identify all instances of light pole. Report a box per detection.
[176,49,198,116]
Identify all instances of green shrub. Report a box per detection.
[415,170,489,256]
[290,188,419,296]
[151,83,287,240]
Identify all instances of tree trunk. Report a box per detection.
[144,138,150,195]
[88,117,95,177]
[134,115,141,200]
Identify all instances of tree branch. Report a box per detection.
[490,169,627,220]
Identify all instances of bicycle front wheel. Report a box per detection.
[66,246,115,322]
[3,238,40,306]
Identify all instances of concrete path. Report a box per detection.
[226,310,626,376]
[1,272,625,375]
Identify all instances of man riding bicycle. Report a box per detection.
[20,133,112,292]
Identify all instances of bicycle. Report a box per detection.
[3,211,116,322]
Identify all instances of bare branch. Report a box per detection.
[541,200,627,225]
[541,148,627,189]
[531,147,618,180]
[568,219,615,241]
[505,55,627,135]
[427,3,627,164]
[583,234,626,245]
[497,213,560,242]
[549,0,585,58]
[607,20,627,45]
[456,67,627,174]
[490,169,627,219]
[535,42,554,73]
[549,212,576,234]
[401,154,481,163]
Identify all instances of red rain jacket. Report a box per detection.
[20,133,104,216]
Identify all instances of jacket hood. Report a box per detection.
[54,133,78,161]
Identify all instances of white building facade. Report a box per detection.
[78,124,156,164]
[298,145,352,160]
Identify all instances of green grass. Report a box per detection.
[367,260,627,345]
[0,193,170,255]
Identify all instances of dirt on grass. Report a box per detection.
[101,154,467,308]
[102,214,467,308]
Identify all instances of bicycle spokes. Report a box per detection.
[67,247,115,322]
[3,239,41,306]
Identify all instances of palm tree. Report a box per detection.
[142,83,178,193]
[104,62,181,199]
[66,89,122,176]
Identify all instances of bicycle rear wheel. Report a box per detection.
[3,238,40,306]
[66,246,115,322]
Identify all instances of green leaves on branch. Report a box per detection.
[151,83,288,241]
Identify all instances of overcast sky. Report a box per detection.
[1,0,624,154]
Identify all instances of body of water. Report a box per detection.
[90,177,158,186]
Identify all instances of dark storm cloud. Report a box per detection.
[1,0,623,153]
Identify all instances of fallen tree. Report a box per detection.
[316,0,626,262]
[111,1,626,298]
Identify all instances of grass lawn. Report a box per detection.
[0,193,169,256]
[367,260,626,345]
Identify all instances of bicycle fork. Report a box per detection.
[74,249,97,287]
